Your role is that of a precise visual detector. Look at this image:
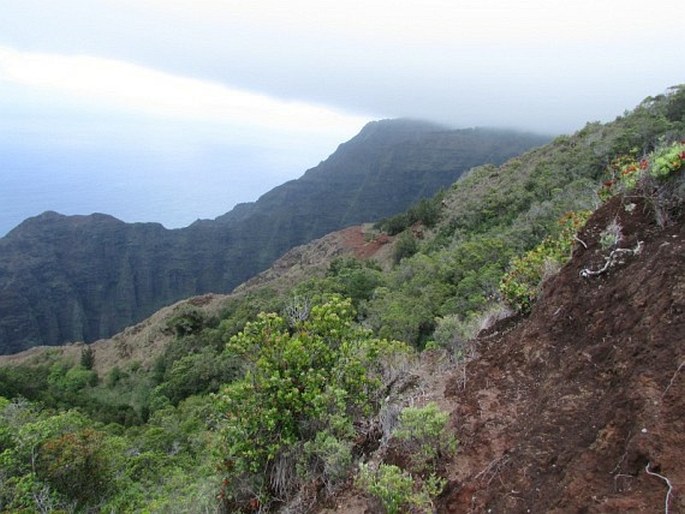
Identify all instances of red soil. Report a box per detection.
[337,226,392,260]
[440,196,684,513]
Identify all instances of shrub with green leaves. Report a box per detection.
[215,296,410,510]
[357,463,443,514]
[600,141,685,199]
[166,307,208,337]
[393,231,419,263]
[599,218,623,250]
[300,431,353,495]
[357,463,416,514]
[377,194,444,235]
[499,210,590,314]
[393,402,457,472]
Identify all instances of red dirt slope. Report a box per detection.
[441,195,684,513]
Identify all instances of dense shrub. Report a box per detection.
[393,402,457,472]
[393,231,418,263]
[215,297,410,510]
[357,463,444,514]
[377,194,444,235]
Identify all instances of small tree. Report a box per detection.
[37,428,117,506]
[393,232,418,263]
[80,346,95,370]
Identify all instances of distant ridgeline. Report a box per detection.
[0,120,548,354]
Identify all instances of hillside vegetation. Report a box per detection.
[0,86,683,513]
[0,122,547,354]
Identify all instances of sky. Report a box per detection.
[0,0,682,236]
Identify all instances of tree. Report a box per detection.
[80,346,95,370]
[37,428,117,505]
[215,297,410,510]
[393,231,418,263]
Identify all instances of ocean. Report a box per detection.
[0,136,327,237]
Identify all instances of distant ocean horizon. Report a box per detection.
[0,139,329,238]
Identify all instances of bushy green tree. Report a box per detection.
[393,231,418,263]
[215,297,410,510]
[326,257,385,307]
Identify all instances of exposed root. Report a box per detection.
[574,235,588,249]
[645,462,674,514]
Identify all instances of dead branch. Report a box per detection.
[474,455,510,485]
[580,241,643,278]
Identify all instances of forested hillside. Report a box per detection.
[0,86,683,513]
[0,121,547,354]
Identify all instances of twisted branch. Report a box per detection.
[580,241,643,278]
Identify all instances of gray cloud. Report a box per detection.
[0,1,682,235]
[1,1,682,133]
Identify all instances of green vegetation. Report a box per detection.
[393,402,458,472]
[499,210,591,313]
[215,297,409,510]
[650,141,685,178]
[0,86,683,512]
[355,403,454,513]
[357,463,445,514]
[377,193,446,236]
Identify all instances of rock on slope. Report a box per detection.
[440,195,684,513]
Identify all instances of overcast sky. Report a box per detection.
[0,0,682,235]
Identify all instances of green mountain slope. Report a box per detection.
[0,120,547,354]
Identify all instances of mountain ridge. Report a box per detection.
[0,119,548,354]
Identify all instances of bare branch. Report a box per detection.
[474,455,510,485]
[580,241,643,278]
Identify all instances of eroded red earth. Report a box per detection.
[441,196,684,513]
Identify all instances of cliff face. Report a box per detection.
[0,121,547,353]
[0,213,228,353]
